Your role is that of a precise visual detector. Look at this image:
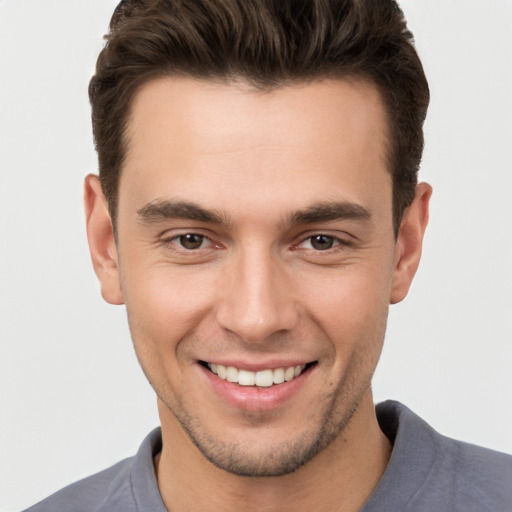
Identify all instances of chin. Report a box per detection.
[162,381,369,477]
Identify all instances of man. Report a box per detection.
[23,0,512,510]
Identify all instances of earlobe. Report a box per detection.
[84,174,124,305]
[390,182,432,305]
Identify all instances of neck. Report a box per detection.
[155,391,391,512]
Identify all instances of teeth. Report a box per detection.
[273,367,285,384]
[238,369,255,386]
[284,366,295,382]
[207,363,307,387]
[226,366,238,383]
[255,369,273,387]
[217,365,227,379]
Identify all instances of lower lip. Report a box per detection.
[200,365,313,412]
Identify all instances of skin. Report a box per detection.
[85,77,431,512]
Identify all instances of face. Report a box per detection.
[86,77,428,477]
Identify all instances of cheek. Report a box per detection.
[121,265,217,353]
[299,262,392,349]
[121,269,216,399]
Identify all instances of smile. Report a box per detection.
[207,363,310,387]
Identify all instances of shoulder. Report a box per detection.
[23,458,134,512]
[370,401,512,511]
[23,428,163,512]
[440,434,512,508]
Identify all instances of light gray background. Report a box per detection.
[1,1,511,510]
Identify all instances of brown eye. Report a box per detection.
[179,234,205,250]
[310,235,335,250]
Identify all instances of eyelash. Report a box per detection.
[162,233,214,251]
[162,232,351,253]
[296,234,350,251]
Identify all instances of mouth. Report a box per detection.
[201,361,316,388]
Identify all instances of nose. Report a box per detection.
[215,246,299,343]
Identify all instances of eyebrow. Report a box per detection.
[136,199,371,227]
[286,201,372,226]
[137,200,228,225]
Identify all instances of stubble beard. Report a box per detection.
[128,300,388,478]
[159,369,374,477]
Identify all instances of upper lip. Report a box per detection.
[200,359,315,372]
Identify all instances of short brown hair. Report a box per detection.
[89,0,429,235]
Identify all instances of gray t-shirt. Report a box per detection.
[24,401,512,511]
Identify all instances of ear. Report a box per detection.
[390,182,432,304]
[84,174,124,305]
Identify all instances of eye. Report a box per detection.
[297,233,352,254]
[174,233,209,250]
[301,234,340,251]
[310,235,336,250]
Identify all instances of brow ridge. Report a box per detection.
[137,200,228,225]
[287,201,372,226]
[136,199,371,228]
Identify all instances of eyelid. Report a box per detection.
[294,231,353,248]
[159,229,218,251]
[301,235,338,249]
[157,228,352,253]
[173,233,210,250]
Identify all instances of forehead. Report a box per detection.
[126,76,388,158]
[120,77,391,220]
